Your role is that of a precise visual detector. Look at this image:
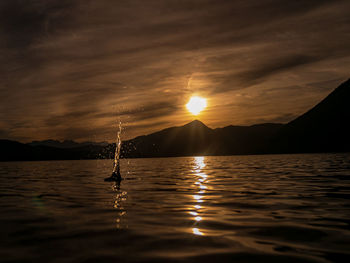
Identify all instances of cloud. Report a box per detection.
[235,55,319,86]
[0,0,349,142]
[0,0,78,49]
[117,101,181,121]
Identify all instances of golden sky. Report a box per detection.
[0,0,350,142]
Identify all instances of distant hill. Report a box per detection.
[28,140,108,149]
[1,78,349,161]
[0,139,106,161]
[122,120,215,157]
[122,121,283,157]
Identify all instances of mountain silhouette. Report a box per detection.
[1,78,349,161]
[122,121,283,157]
[28,140,108,149]
[0,139,106,161]
[123,120,214,157]
[271,78,350,153]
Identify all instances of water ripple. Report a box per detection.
[1,154,350,262]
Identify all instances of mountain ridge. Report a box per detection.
[271,78,350,153]
[1,78,349,161]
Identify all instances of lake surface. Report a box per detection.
[1,154,350,262]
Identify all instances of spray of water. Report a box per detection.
[113,121,122,173]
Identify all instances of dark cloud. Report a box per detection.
[46,101,180,127]
[235,55,319,86]
[0,0,349,142]
[117,101,181,121]
[0,0,77,49]
[44,110,93,127]
[0,129,9,138]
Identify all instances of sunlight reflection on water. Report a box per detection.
[191,156,207,235]
[192,227,204,236]
[113,182,128,229]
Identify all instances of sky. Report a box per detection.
[0,0,349,142]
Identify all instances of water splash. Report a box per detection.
[113,121,122,174]
[104,121,122,182]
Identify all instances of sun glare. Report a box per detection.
[186,96,207,115]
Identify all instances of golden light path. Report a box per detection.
[190,156,207,236]
[186,96,207,115]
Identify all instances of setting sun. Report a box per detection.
[186,96,207,115]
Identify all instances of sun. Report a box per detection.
[186,96,207,115]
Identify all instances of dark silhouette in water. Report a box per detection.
[104,164,122,182]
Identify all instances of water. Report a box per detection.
[1,154,350,263]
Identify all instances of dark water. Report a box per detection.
[1,154,350,263]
